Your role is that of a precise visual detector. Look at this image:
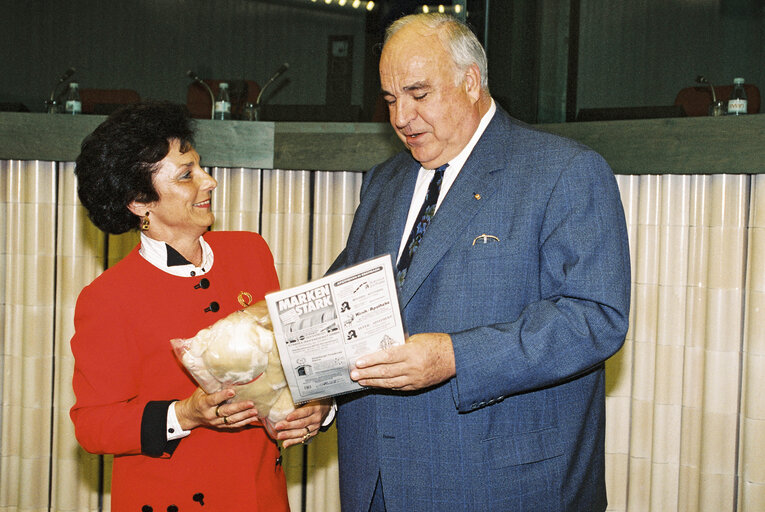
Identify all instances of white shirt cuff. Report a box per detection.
[167,401,192,441]
[321,399,337,428]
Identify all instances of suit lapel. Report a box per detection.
[398,115,509,308]
[375,158,421,260]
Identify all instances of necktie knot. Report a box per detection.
[396,163,449,285]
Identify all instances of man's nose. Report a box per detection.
[392,99,416,128]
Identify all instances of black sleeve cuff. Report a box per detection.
[141,400,182,457]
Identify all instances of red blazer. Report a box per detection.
[70,231,289,511]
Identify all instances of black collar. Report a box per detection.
[166,244,192,267]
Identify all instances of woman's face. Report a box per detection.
[144,139,217,241]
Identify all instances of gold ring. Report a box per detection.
[305,426,311,435]
[215,405,223,418]
[223,416,229,425]
[301,432,311,444]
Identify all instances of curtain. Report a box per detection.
[2,163,763,512]
[606,174,761,511]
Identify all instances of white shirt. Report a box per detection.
[397,99,497,261]
[138,232,214,278]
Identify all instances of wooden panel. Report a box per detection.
[274,122,402,171]
[2,112,765,175]
[540,115,765,175]
[0,113,275,169]
[195,119,275,169]
[0,113,103,162]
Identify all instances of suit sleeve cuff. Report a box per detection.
[141,400,182,457]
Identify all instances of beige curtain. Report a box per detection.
[606,174,763,511]
[2,163,763,512]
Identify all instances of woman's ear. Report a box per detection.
[127,200,149,217]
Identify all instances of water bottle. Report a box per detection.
[727,77,747,115]
[214,82,231,120]
[65,82,82,115]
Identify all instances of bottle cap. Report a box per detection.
[219,82,228,88]
[70,82,79,87]
[734,77,744,84]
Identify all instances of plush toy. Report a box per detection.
[171,300,296,427]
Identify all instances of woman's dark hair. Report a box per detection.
[75,101,195,234]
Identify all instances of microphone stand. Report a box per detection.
[187,70,215,119]
[254,63,289,121]
[696,75,723,116]
[46,67,75,114]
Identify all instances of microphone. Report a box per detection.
[58,67,76,83]
[695,75,717,103]
[47,67,76,112]
[254,62,290,121]
[695,75,723,116]
[187,70,215,119]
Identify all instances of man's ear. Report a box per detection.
[464,63,482,103]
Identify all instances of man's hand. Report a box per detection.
[349,333,456,390]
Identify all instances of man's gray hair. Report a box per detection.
[385,13,489,91]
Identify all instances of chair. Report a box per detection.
[674,83,760,116]
[186,79,260,120]
[79,88,140,115]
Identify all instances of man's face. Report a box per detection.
[379,23,481,169]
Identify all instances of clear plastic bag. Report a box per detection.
[171,300,296,425]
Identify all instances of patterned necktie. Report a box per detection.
[396,164,448,285]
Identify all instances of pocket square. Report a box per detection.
[472,233,500,245]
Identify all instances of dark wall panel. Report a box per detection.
[0,0,367,113]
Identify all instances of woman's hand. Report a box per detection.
[175,388,260,431]
[272,399,333,448]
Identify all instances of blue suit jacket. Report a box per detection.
[329,108,630,512]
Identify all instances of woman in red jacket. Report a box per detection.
[70,101,331,511]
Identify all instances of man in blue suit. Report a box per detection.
[329,13,630,512]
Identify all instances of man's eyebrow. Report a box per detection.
[380,81,431,96]
[403,81,429,92]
